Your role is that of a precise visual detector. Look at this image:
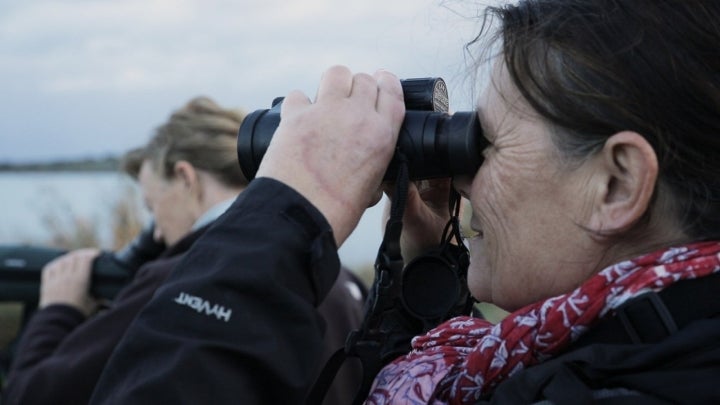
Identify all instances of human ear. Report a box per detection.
[173,161,198,192]
[588,131,658,234]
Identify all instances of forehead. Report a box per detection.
[477,60,546,142]
[138,160,166,192]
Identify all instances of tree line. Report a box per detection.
[0,156,121,172]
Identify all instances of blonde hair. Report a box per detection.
[123,96,248,188]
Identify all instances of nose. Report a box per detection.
[452,175,473,199]
[153,227,164,243]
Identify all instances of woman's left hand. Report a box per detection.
[384,178,454,261]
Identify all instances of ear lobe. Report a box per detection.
[590,131,658,234]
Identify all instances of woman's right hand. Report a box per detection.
[256,66,406,246]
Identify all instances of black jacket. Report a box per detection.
[91,178,344,404]
[92,178,719,404]
[2,226,205,405]
[484,317,720,404]
[482,272,720,404]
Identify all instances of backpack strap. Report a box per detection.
[573,271,720,347]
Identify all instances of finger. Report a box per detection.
[350,73,379,106]
[316,65,353,100]
[374,70,405,123]
[71,254,91,278]
[281,90,312,116]
[416,178,453,213]
[417,178,452,199]
[66,250,96,274]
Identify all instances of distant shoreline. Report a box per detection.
[0,156,121,172]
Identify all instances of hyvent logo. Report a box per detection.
[173,292,232,322]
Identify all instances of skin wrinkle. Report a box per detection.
[458,58,624,310]
[481,59,650,300]
[293,88,395,244]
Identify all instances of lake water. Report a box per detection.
[0,172,384,272]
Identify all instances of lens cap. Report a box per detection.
[401,253,462,320]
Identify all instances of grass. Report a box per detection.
[35,183,144,251]
[0,185,145,349]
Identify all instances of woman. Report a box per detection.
[2,97,249,404]
[366,1,720,403]
[90,0,719,404]
[3,97,366,405]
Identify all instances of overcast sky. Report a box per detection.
[0,0,504,163]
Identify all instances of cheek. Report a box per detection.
[153,193,185,240]
[465,173,506,303]
[464,157,535,307]
[466,237,492,302]
[152,209,173,242]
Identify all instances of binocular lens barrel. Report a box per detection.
[237,77,486,182]
[236,107,485,182]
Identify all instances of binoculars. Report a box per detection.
[237,78,486,181]
[0,222,165,303]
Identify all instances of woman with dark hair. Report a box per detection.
[91,1,719,404]
[364,1,720,402]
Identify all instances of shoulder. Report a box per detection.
[489,316,720,404]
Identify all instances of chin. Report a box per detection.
[466,261,490,303]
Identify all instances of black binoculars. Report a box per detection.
[0,222,165,303]
[237,78,486,181]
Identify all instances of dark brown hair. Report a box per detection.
[478,0,720,240]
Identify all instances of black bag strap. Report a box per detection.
[572,271,720,347]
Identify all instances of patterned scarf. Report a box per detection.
[366,241,720,404]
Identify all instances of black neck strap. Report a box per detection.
[306,153,411,405]
[306,153,473,405]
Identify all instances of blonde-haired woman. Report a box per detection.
[3,97,365,405]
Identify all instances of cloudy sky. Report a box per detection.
[0,0,504,163]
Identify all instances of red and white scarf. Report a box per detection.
[366,241,720,404]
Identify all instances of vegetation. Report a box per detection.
[0,172,508,367]
[35,183,145,251]
[0,185,144,350]
[0,156,121,172]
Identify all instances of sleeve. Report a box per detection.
[5,305,84,374]
[90,177,341,405]
[2,259,174,405]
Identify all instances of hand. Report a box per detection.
[257,66,406,246]
[39,248,101,317]
[383,178,455,261]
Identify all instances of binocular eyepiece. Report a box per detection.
[237,78,486,182]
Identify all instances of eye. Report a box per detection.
[481,141,494,159]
